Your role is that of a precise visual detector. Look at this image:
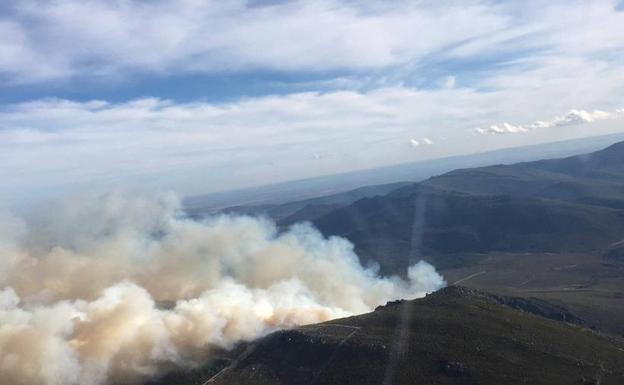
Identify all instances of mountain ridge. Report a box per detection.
[301,140,624,274]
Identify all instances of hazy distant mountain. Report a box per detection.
[419,140,624,209]
[146,286,624,385]
[184,132,624,215]
[190,181,411,222]
[266,140,624,274]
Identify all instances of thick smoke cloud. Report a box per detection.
[0,192,445,385]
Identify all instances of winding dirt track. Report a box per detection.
[452,270,486,285]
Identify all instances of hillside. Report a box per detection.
[418,141,624,209]
[310,186,624,275]
[300,141,624,273]
[144,286,624,385]
[219,182,410,223]
[278,141,624,339]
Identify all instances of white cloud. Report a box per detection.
[475,122,530,135]
[476,108,624,135]
[551,109,618,125]
[410,138,433,147]
[2,81,624,205]
[409,139,421,147]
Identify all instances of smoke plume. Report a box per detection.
[0,192,445,385]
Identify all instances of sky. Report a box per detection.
[1,0,624,206]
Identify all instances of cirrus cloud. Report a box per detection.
[0,0,507,83]
[0,0,622,87]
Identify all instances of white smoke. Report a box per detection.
[0,192,445,385]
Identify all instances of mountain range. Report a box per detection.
[184,132,624,216]
[309,141,624,274]
[212,140,624,277]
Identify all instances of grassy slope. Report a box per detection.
[440,252,624,336]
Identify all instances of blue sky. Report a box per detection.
[1,0,624,205]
